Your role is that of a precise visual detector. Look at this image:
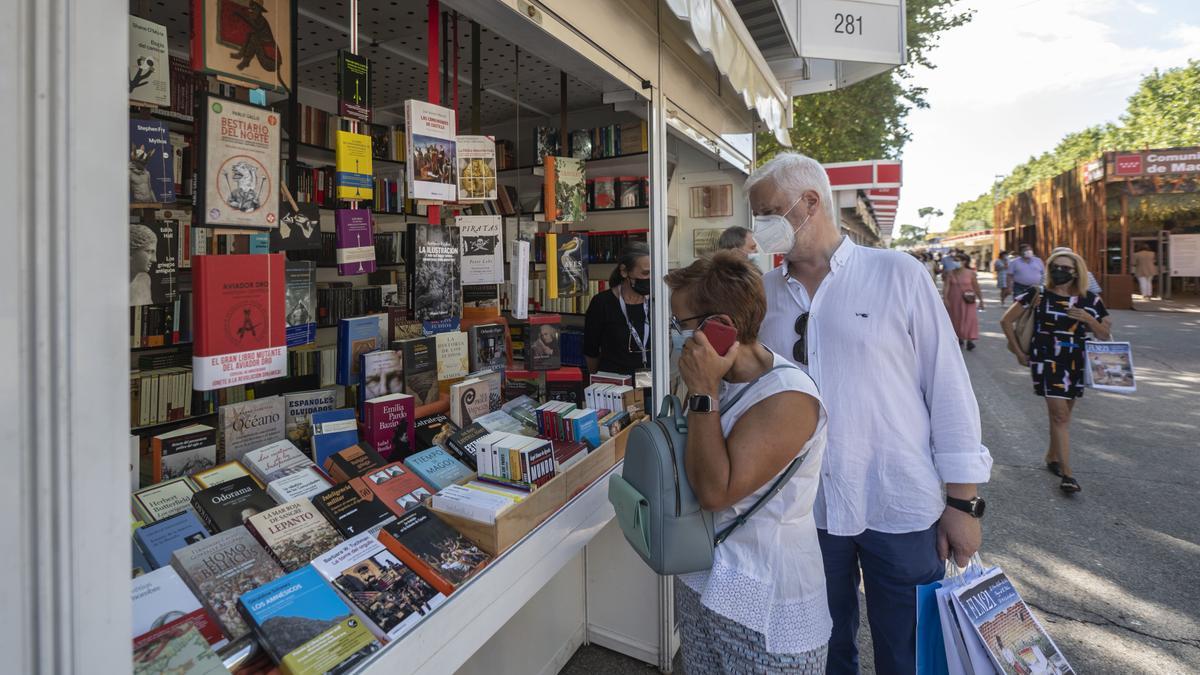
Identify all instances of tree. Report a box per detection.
[947,193,992,232]
[917,206,943,231]
[892,223,929,248]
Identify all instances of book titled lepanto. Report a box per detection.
[133,477,199,523]
[397,336,439,407]
[283,388,337,455]
[312,478,396,538]
[129,118,176,205]
[378,505,491,596]
[324,444,389,484]
[191,475,277,533]
[335,131,374,201]
[237,565,381,674]
[245,498,344,572]
[218,395,286,464]
[403,446,472,490]
[242,439,315,485]
[128,16,171,107]
[132,566,226,652]
[310,532,448,642]
[135,509,211,570]
[151,424,217,483]
[544,156,585,224]
[285,260,317,347]
[362,462,434,518]
[455,135,498,202]
[405,99,458,201]
[170,525,284,642]
[192,253,287,390]
[363,393,417,460]
[310,408,360,469]
[199,96,281,228]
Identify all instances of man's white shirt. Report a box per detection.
[759,237,992,536]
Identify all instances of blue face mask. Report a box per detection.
[671,329,694,353]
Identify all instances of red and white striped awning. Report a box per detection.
[823,160,902,234]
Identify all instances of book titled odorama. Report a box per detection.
[191,475,277,533]
[192,252,287,390]
[170,526,284,642]
[378,505,491,596]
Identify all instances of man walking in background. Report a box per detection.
[746,152,993,675]
[1133,244,1158,299]
[1009,243,1045,299]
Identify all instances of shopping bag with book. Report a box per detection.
[930,557,992,674]
[1084,341,1136,393]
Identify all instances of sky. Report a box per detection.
[895,0,1200,234]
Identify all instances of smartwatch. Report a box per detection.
[687,394,717,414]
[946,495,986,518]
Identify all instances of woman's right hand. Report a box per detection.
[1016,351,1030,367]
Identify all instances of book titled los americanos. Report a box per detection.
[192,252,287,390]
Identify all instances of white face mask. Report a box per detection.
[1022,250,1033,259]
[670,329,694,353]
[752,197,811,255]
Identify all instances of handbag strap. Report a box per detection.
[711,361,812,546]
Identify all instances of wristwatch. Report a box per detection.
[946,495,986,518]
[687,394,718,414]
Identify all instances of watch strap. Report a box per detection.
[946,496,981,517]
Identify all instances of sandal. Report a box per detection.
[1060,476,1081,494]
[1046,461,1061,476]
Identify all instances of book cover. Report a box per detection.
[468,323,508,373]
[152,424,217,483]
[335,208,378,275]
[402,446,472,491]
[271,201,322,251]
[414,413,457,451]
[242,439,313,485]
[363,393,416,460]
[170,525,284,642]
[406,223,461,331]
[192,460,258,489]
[337,50,372,123]
[190,0,292,93]
[397,336,439,407]
[238,566,381,673]
[200,96,281,228]
[503,370,543,402]
[266,467,332,503]
[129,218,179,307]
[378,506,491,596]
[429,484,513,524]
[312,478,395,538]
[191,475,277,533]
[310,408,360,468]
[360,349,405,400]
[444,422,488,469]
[467,368,503,413]
[129,119,175,205]
[462,284,499,318]
[455,135,497,202]
[129,16,171,107]
[323,444,388,484]
[134,510,211,570]
[545,367,585,406]
[192,253,287,390]
[285,260,317,347]
[132,566,226,650]
[435,330,469,381]
[335,131,375,201]
[245,498,344,572]
[404,99,457,201]
[524,314,562,370]
[449,378,489,428]
[133,478,199,523]
[132,622,227,675]
[133,539,152,578]
[363,462,434,517]
[389,312,424,343]
[544,156,585,224]
[954,568,1074,675]
[283,388,337,455]
[311,532,447,641]
[218,395,286,464]
[457,215,504,285]
[554,232,589,298]
[337,314,386,385]
[1085,341,1136,393]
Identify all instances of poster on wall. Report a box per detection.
[201,96,280,229]
[689,184,733,218]
[191,0,293,93]
[1170,233,1200,277]
[692,228,722,257]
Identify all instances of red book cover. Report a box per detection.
[363,393,417,461]
[363,462,434,518]
[191,253,287,390]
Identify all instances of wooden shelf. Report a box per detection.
[286,140,405,166]
[132,411,216,435]
[312,262,405,269]
[131,343,192,353]
[497,152,649,177]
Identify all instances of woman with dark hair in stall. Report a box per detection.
[583,241,652,377]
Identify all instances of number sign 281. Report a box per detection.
[834,12,863,35]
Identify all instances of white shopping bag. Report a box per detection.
[935,557,995,675]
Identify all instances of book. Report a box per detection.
[362,462,434,517]
[360,349,405,401]
[129,16,171,107]
[503,370,543,401]
[406,223,461,332]
[1085,341,1136,393]
[455,135,498,201]
[953,568,1073,675]
[134,510,211,570]
[544,156,585,223]
[129,118,176,204]
[337,315,386,386]
[524,314,562,371]
[397,336,439,407]
[335,208,378,275]
[133,622,227,675]
[218,396,286,464]
[266,467,332,503]
[199,95,281,228]
[335,131,375,201]
[310,408,360,468]
[414,413,457,451]
[129,216,181,308]
[285,260,317,347]
[191,475,277,533]
[448,378,489,428]
[192,461,258,490]
[430,484,514,524]
[403,446,472,490]
[362,393,416,460]
[245,499,344,572]
[323,444,389,484]
[191,0,292,92]
[545,367,585,406]
[271,201,322,252]
[444,422,488,469]
[312,479,396,537]
[310,532,447,641]
[404,99,458,201]
[151,424,217,483]
[192,253,287,390]
[133,539,152,578]
[468,323,507,373]
[237,566,381,673]
[552,232,589,298]
[132,566,226,650]
[242,440,314,485]
[133,477,199,523]
[170,526,284,642]
[283,388,337,455]
[435,330,469,381]
[457,215,504,285]
[565,408,601,448]
[466,368,503,413]
[337,50,372,122]
[378,506,491,596]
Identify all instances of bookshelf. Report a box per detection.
[131,411,216,434]
[287,139,406,166]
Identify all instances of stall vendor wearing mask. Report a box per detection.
[584,242,652,377]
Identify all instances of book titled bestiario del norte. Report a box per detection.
[201,96,280,229]
[192,253,287,390]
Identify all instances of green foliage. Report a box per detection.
[757,0,973,164]
[892,223,929,248]
[947,193,993,232]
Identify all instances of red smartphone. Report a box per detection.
[700,319,738,356]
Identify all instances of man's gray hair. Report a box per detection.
[744,152,836,225]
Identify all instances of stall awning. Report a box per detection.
[664,0,792,146]
[825,160,903,237]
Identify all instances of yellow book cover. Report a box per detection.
[335,130,374,200]
[546,232,559,299]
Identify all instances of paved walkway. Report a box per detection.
[562,272,1200,674]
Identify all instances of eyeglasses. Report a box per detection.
[1050,264,1076,273]
[793,312,810,365]
[670,313,711,333]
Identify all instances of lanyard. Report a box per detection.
[616,288,650,367]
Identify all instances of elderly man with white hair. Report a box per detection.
[747,153,993,674]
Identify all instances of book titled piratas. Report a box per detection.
[192,253,287,391]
